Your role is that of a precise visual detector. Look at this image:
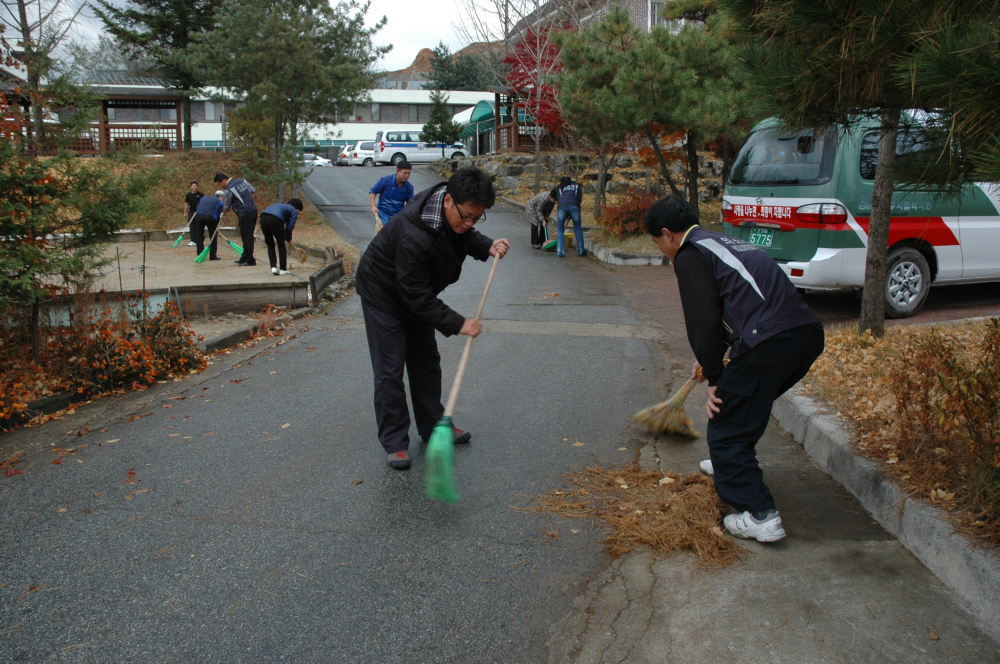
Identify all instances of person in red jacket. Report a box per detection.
[355,167,509,470]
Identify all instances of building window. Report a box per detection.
[107,107,116,120]
[159,108,177,121]
[372,103,380,122]
[408,104,418,122]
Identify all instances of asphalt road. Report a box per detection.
[0,164,665,662]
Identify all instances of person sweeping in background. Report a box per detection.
[554,176,585,258]
[369,160,414,233]
[182,180,204,247]
[259,198,302,276]
[645,194,824,543]
[190,189,224,261]
[355,167,509,470]
[214,172,258,267]
[525,188,557,249]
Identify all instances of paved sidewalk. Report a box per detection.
[542,263,1000,663]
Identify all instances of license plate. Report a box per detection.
[749,227,774,247]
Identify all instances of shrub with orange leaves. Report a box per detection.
[600,190,661,238]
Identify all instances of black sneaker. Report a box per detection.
[234,260,245,264]
[209,257,221,261]
[387,450,411,470]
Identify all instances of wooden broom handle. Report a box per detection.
[444,253,501,417]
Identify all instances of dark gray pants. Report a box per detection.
[361,299,444,454]
[707,323,825,513]
[259,213,286,270]
[191,214,218,259]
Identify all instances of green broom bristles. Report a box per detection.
[172,233,184,248]
[194,246,210,263]
[226,238,244,256]
[425,416,459,504]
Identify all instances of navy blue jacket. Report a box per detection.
[674,226,820,385]
[262,203,298,231]
[194,195,223,220]
[221,178,257,216]
[557,181,582,207]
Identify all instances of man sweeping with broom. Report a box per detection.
[356,167,509,470]
[645,195,824,542]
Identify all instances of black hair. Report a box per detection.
[189,180,199,186]
[287,197,303,211]
[549,187,559,199]
[644,194,699,237]
[559,176,572,187]
[213,172,229,183]
[446,167,496,208]
[396,160,412,170]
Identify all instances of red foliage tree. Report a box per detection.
[502,26,566,136]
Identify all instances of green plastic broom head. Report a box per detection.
[172,233,184,248]
[194,246,210,263]
[227,239,244,256]
[425,416,459,504]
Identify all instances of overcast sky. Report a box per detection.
[68,0,472,72]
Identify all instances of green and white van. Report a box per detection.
[723,118,1000,317]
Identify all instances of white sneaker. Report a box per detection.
[699,459,714,476]
[278,270,291,276]
[723,510,786,542]
[271,267,279,275]
[188,241,196,246]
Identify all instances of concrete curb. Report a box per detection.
[197,305,317,354]
[772,387,1000,641]
[583,237,667,267]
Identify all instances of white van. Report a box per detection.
[372,124,467,166]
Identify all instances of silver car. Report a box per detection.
[349,141,376,167]
[302,153,332,167]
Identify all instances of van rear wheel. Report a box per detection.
[884,247,931,319]
[363,158,374,167]
[391,153,406,166]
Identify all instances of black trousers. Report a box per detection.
[530,222,545,247]
[191,214,218,259]
[237,210,258,265]
[361,298,444,454]
[707,322,825,513]
[259,213,287,270]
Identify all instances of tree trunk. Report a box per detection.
[859,108,901,338]
[595,145,607,220]
[644,125,682,196]
[534,134,542,194]
[685,129,700,218]
[182,96,193,151]
[275,119,285,202]
[30,301,40,364]
[721,136,731,187]
[16,0,44,148]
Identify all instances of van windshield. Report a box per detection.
[729,127,838,186]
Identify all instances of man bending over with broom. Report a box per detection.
[355,167,509,470]
[645,195,824,542]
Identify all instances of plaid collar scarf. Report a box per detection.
[421,188,446,232]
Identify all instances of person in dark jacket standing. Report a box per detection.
[214,172,258,266]
[645,194,824,542]
[356,167,509,470]
[191,189,224,261]
[555,176,585,257]
[259,198,303,275]
[182,181,204,247]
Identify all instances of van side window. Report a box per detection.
[859,130,927,181]
[387,132,401,141]
[360,142,374,150]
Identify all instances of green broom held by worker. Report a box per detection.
[172,213,196,248]
[216,228,244,257]
[426,253,502,504]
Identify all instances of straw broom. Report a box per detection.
[286,240,309,263]
[425,253,501,504]
[633,372,701,437]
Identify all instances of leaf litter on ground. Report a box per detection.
[522,465,746,568]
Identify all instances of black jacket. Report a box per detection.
[674,227,820,386]
[355,184,494,336]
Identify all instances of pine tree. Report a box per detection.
[94,0,219,151]
[420,90,464,159]
[427,42,490,91]
[188,0,387,198]
[553,8,636,218]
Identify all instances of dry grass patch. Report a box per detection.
[806,319,1000,546]
[524,465,747,568]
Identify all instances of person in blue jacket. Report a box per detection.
[259,198,303,275]
[369,160,414,230]
[190,190,225,260]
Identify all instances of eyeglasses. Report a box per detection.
[457,208,486,224]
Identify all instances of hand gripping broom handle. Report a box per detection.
[443,253,501,417]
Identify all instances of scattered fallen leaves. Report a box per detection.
[124,412,151,423]
[572,442,585,447]
[350,479,363,485]
[51,459,62,465]
[281,423,291,429]
[928,629,940,641]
